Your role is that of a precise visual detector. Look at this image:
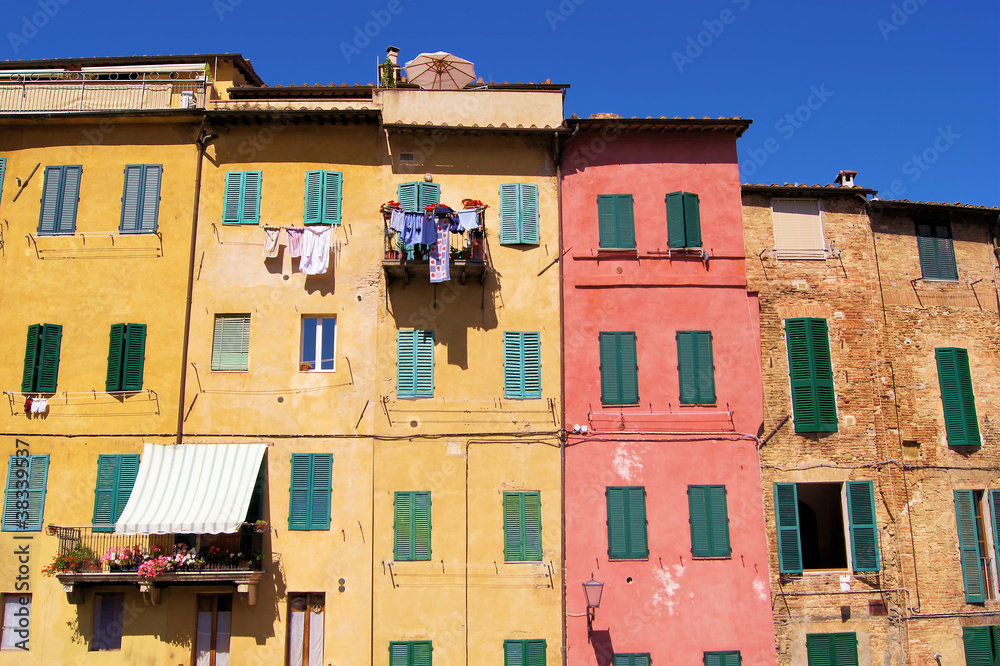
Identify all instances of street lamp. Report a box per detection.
[583,576,604,643]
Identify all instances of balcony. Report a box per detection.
[48,525,265,606]
[0,65,208,114]
[382,206,488,285]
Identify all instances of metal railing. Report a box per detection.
[0,72,207,113]
[382,209,485,263]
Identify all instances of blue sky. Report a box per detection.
[3,0,997,205]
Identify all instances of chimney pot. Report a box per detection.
[836,170,858,187]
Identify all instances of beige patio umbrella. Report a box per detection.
[403,52,476,90]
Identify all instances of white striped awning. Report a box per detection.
[115,443,266,535]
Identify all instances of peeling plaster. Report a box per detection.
[612,444,643,482]
[651,564,684,615]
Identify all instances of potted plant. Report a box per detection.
[253,520,271,534]
[42,545,100,576]
[379,200,401,220]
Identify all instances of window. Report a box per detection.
[222,171,262,225]
[785,318,837,433]
[598,194,635,249]
[287,593,324,666]
[397,330,434,398]
[394,491,431,561]
[1,594,30,650]
[772,199,824,259]
[677,331,715,405]
[390,641,432,666]
[195,595,231,666]
[21,324,62,393]
[936,348,980,447]
[499,183,539,245]
[917,221,958,280]
[92,593,124,650]
[38,165,81,235]
[599,332,638,405]
[504,332,541,399]
[964,626,1000,665]
[119,164,162,234]
[503,491,542,562]
[2,455,49,532]
[688,485,730,558]
[666,191,702,249]
[211,315,250,372]
[773,481,880,574]
[398,181,440,213]
[704,652,741,666]
[288,454,332,531]
[954,490,1000,603]
[614,654,651,666]
[805,633,858,666]
[300,317,336,371]
[93,455,139,532]
[505,639,546,666]
[607,486,648,560]
[304,170,343,225]
[106,323,146,391]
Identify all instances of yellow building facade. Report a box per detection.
[0,53,564,665]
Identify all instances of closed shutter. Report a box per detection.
[36,324,62,393]
[505,640,523,666]
[523,491,542,561]
[411,641,432,666]
[666,191,686,248]
[615,194,635,248]
[598,194,635,249]
[846,480,880,572]
[607,487,628,559]
[56,165,81,234]
[955,489,986,602]
[93,454,139,532]
[936,347,981,447]
[683,192,701,247]
[288,454,311,531]
[395,491,431,560]
[2,455,49,532]
[417,182,439,209]
[138,165,161,233]
[600,332,638,405]
[774,483,803,573]
[323,171,343,225]
[504,491,541,561]
[122,323,146,391]
[499,183,520,244]
[613,656,630,666]
[599,332,620,404]
[598,195,618,248]
[773,199,824,258]
[120,165,143,233]
[397,330,417,397]
[105,325,125,392]
[412,491,431,560]
[627,487,648,558]
[689,485,730,558]
[785,318,838,433]
[398,182,419,212]
[304,170,323,224]
[525,640,546,666]
[831,633,858,666]
[962,626,995,666]
[21,324,41,393]
[241,171,262,224]
[121,165,161,234]
[689,485,710,557]
[677,331,715,404]
[607,487,647,559]
[394,491,412,560]
[618,332,638,404]
[504,332,541,399]
[917,223,958,280]
[705,652,741,666]
[520,183,539,244]
[632,656,651,666]
[389,642,410,666]
[223,171,243,223]
[414,331,434,397]
[212,315,250,371]
[309,453,332,530]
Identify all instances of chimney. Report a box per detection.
[385,46,399,67]
[835,170,857,188]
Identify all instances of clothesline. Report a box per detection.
[261,226,332,275]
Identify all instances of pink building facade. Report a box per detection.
[560,118,777,666]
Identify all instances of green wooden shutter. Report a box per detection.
[223,171,243,223]
[389,642,410,666]
[936,347,981,447]
[990,490,1000,582]
[615,194,635,248]
[632,656,651,666]
[288,453,311,530]
[504,332,522,398]
[37,324,62,393]
[212,315,250,371]
[619,332,639,404]
[598,195,618,248]
[241,171,262,224]
[22,324,41,393]
[832,633,858,666]
[613,656,630,666]
[414,331,434,397]
[323,171,343,225]
[116,455,139,524]
[412,641,432,666]
[600,332,639,405]
[309,453,332,530]
[689,485,729,558]
[304,170,323,224]
[599,332,620,404]
[122,165,161,234]
[689,485,710,557]
[398,182,419,212]
[627,487,648,558]
[499,183,520,244]
[394,491,412,560]
[122,323,146,391]
[523,491,542,561]
[120,165,143,233]
[933,224,958,280]
[106,324,126,392]
[666,191,686,248]
[678,331,715,404]
[397,330,417,397]
[417,182,440,208]
[607,487,628,559]
[3,455,49,532]
[503,492,523,561]
[683,192,702,247]
[786,318,838,433]
[705,652,741,666]
[38,166,66,234]
[244,460,265,523]
[955,489,986,602]
[58,165,81,234]
[395,491,431,560]
[521,333,541,398]
[138,165,161,233]
[505,640,523,666]
[774,483,803,573]
[93,454,139,532]
[846,481,880,572]
[520,183,539,244]
[525,640,546,666]
[962,627,994,666]
[412,491,431,560]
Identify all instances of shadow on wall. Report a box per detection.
[591,629,615,666]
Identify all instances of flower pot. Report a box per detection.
[385,250,400,260]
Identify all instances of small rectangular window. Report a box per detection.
[120,164,162,234]
[287,593,324,666]
[703,652,741,666]
[772,199,824,259]
[597,194,635,249]
[92,593,124,650]
[304,171,343,225]
[613,653,651,666]
[677,331,715,405]
[222,171,262,225]
[106,323,146,392]
[211,315,250,372]
[389,640,432,666]
[916,222,958,280]
[394,491,431,561]
[195,595,232,666]
[599,332,639,405]
[606,486,648,560]
[1,594,30,650]
[504,332,541,399]
[301,317,336,371]
[397,182,440,213]
[505,639,546,666]
[806,633,858,666]
[785,318,838,433]
[288,454,332,531]
[397,330,434,398]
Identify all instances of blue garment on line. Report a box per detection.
[399,212,426,246]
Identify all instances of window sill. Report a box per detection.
[607,557,649,562]
[600,403,641,408]
[691,555,732,560]
[210,369,249,373]
[917,278,960,284]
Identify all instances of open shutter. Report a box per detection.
[955,489,986,602]
[616,195,635,248]
[304,171,323,225]
[241,171,262,224]
[58,165,81,233]
[17,455,49,531]
[138,165,161,233]
[323,171,342,225]
[963,627,994,666]
[37,324,62,393]
[398,182,418,212]
[503,332,522,398]
[934,224,958,280]
[846,481,880,571]
[417,182,439,208]
[115,455,139,524]
[520,184,539,244]
[2,457,25,531]
[93,455,119,531]
[503,492,523,561]
[309,453,332,530]
[598,195,618,248]
[809,319,838,431]
[627,487,648,558]
[607,487,628,559]
[523,491,542,561]
[412,491,431,560]
[619,332,639,404]
[774,483,803,573]
[499,183,520,244]
[0,157,5,211]
[394,492,412,560]
[397,331,417,397]
[122,323,146,391]
[936,347,980,447]
[38,166,63,234]
[288,454,311,530]
[990,490,1000,581]
[683,192,702,247]
[666,191,686,248]
[414,331,434,397]
[106,324,126,392]
[223,171,243,223]
[120,165,143,233]
[22,324,40,393]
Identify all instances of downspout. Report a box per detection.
[176,120,212,445]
